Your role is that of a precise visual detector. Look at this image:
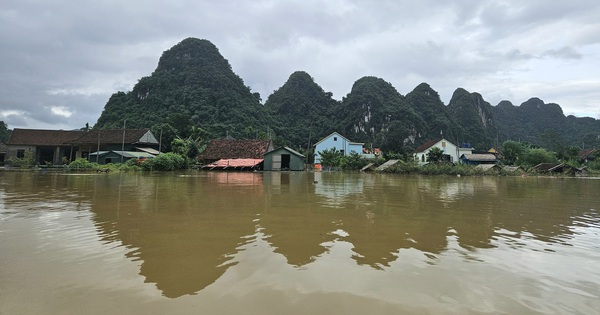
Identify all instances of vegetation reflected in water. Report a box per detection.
[0,171,598,314]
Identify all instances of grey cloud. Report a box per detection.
[542,46,583,60]
[1,0,599,130]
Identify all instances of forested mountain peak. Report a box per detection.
[96,37,266,146]
[338,76,425,153]
[520,97,564,116]
[264,70,338,148]
[448,88,497,148]
[92,37,598,154]
[154,38,228,74]
[406,83,459,141]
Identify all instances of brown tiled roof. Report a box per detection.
[198,139,272,160]
[578,148,596,160]
[0,142,7,153]
[414,138,442,153]
[69,129,154,144]
[7,129,86,146]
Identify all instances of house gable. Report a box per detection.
[314,132,364,164]
[413,138,459,164]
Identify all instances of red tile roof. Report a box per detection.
[7,129,86,146]
[198,139,273,160]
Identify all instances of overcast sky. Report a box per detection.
[1,0,599,130]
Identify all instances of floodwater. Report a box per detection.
[0,171,599,314]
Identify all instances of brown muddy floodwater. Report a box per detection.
[0,171,599,314]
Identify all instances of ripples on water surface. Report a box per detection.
[0,171,599,314]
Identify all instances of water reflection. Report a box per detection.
[1,171,599,303]
[88,172,261,298]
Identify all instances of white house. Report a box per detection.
[314,132,364,164]
[414,138,473,165]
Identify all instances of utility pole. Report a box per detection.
[121,120,126,163]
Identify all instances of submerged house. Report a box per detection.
[68,129,159,163]
[314,132,364,165]
[5,129,86,165]
[530,163,581,175]
[198,139,273,170]
[263,147,305,171]
[5,128,159,165]
[413,138,473,165]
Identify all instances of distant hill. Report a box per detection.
[95,37,600,152]
[336,76,425,153]
[264,71,338,150]
[96,38,268,146]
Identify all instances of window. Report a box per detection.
[334,137,337,141]
[17,149,25,158]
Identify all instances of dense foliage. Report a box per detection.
[337,77,425,154]
[95,38,268,145]
[0,121,10,143]
[91,37,599,157]
[264,71,338,150]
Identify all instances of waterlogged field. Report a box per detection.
[1,171,599,314]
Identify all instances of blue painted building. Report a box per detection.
[314,132,364,165]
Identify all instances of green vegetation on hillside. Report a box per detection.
[90,37,599,159]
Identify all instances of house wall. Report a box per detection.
[314,133,363,164]
[414,139,459,164]
[6,145,35,160]
[264,148,305,171]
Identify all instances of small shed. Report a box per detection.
[263,147,305,171]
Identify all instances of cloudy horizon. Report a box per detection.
[1,0,599,130]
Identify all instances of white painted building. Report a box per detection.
[413,138,473,164]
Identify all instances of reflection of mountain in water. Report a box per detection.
[260,172,338,267]
[89,172,261,298]
[4,172,599,297]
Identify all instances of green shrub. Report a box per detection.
[69,158,98,169]
[6,151,35,167]
[141,153,188,171]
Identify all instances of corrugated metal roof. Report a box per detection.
[135,147,160,155]
[461,154,497,162]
